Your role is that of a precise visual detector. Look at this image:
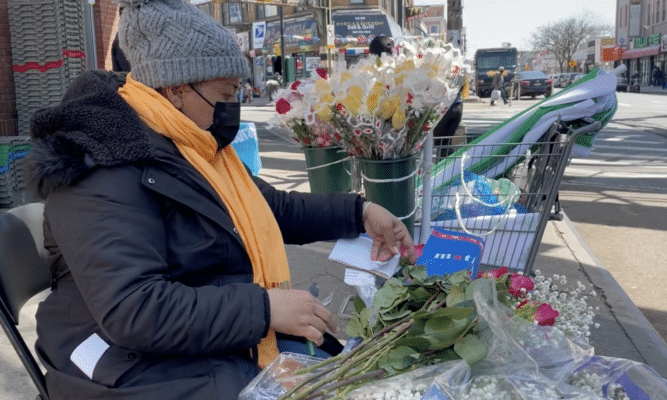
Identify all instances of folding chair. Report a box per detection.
[0,203,50,400]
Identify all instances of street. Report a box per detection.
[455,91,667,345]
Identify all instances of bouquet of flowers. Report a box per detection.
[275,38,465,159]
[269,71,344,149]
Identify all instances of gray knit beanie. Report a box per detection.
[115,0,250,89]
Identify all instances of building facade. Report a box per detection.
[616,0,667,84]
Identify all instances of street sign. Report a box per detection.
[326,24,335,48]
[568,60,577,68]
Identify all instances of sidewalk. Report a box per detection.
[639,84,667,94]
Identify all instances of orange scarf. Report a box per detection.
[118,73,290,368]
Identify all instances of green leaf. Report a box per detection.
[393,337,431,353]
[408,286,433,303]
[373,278,408,311]
[353,295,367,314]
[424,315,454,334]
[446,289,465,307]
[454,335,488,365]
[380,307,411,322]
[408,265,428,281]
[424,348,461,363]
[379,346,420,371]
[449,270,471,286]
[345,315,365,338]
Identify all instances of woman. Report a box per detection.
[27,0,416,398]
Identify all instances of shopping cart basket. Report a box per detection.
[417,117,601,276]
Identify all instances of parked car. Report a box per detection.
[510,71,552,99]
[556,73,567,87]
[616,75,628,92]
[562,73,580,87]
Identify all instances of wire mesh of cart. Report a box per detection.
[417,117,602,276]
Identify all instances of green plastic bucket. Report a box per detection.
[303,147,351,194]
[357,155,419,238]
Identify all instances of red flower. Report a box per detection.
[316,68,328,80]
[508,274,535,298]
[481,266,508,279]
[534,303,559,326]
[335,103,343,112]
[290,81,301,90]
[276,98,291,114]
[516,300,559,326]
[407,93,414,104]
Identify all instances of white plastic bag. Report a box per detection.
[491,89,501,100]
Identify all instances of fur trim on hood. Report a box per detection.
[28,71,155,198]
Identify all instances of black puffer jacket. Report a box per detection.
[28,71,364,400]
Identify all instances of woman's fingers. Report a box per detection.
[267,289,338,344]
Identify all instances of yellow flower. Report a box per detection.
[314,79,331,93]
[340,72,353,83]
[348,85,363,101]
[395,73,407,85]
[366,92,380,113]
[321,93,334,104]
[379,94,400,120]
[342,95,362,115]
[401,59,416,72]
[371,81,384,94]
[392,107,406,129]
[316,105,333,121]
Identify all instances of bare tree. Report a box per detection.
[530,15,610,73]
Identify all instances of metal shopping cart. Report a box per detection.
[416,117,602,276]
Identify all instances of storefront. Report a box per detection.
[332,11,403,59]
[262,16,323,81]
[620,34,663,85]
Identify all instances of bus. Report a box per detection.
[473,47,518,98]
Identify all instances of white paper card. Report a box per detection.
[329,235,401,279]
[70,333,110,380]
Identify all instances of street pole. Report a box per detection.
[83,0,98,70]
[279,5,286,86]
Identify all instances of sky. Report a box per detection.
[412,0,617,58]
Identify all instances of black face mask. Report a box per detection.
[189,84,241,151]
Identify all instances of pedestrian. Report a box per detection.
[491,66,508,105]
[652,67,661,87]
[245,78,253,104]
[27,0,417,398]
[432,87,464,158]
[369,35,393,57]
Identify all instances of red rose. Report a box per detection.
[516,300,559,326]
[290,81,301,91]
[276,98,291,114]
[316,68,328,80]
[508,274,535,298]
[534,303,559,326]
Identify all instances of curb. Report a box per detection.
[559,213,667,378]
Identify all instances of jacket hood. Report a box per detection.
[28,71,155,199]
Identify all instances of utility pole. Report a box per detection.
[279,5,285,85]
[83,0,98,70]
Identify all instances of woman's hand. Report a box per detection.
[362,202,417,264]
[267,289,338,346]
